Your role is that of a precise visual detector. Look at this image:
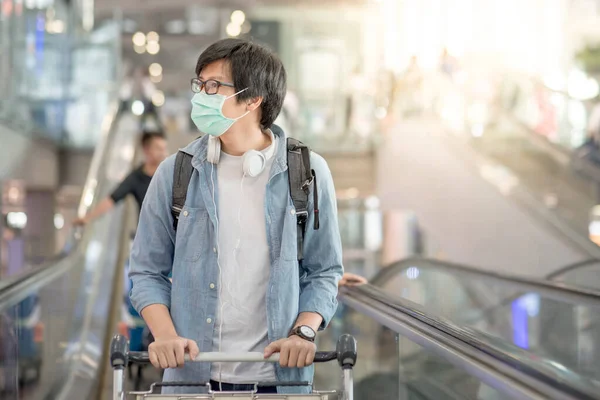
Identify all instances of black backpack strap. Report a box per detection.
[171,151,194,230]
[287,138,319,261]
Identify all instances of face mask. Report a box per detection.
[190,88,249,137]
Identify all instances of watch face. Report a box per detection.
[300,326,315,338]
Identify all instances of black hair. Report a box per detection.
[195,38,287,129]
[141,131,165,147]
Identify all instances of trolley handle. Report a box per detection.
[127,350,338,364]
[110,334,356,369]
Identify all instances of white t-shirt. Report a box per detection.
[211,134,278,383]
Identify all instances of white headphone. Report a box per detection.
[206,131,276,177]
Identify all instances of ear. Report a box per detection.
[247,96,263,112]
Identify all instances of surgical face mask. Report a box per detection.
[190,88,249,137]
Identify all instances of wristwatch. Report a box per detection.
[289,325,316,342]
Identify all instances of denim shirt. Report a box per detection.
[129,125,343,394]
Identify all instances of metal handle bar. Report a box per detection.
[110,334,356,369]
[128,350,338,364]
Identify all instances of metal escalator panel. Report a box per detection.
[315,295,512,400]
[324,284,600,400]
[370,257,600,389]
[0,110,139,399]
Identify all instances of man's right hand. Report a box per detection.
[148,336,200,369]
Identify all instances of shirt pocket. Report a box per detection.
[175,207,210,262]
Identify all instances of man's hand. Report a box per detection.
[148,336,200,369]
[339,272,367,287]
[264,335,316,368]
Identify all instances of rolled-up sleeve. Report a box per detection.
[129,155,176,314]
[298,153,343,330]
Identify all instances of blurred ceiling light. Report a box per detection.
[226,22,241,37]
[146,41,160,55]
[7,186,21,203]
[165,19,186,34]
[132,31,146,47]
[53,20,64,33]
[150,74,162,83]
[241,21,252,35]
[54,213,65,230]
[7,212,27,229]
[231,10,245,25]
[152,91,165,107]
[46,19,64,34]
[133,44,146,54]
[146,31,159,43]
[131,100,145,116]
[149,63,162,77]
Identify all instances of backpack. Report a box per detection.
[170,137,319,261]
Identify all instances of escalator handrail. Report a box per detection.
[371,256,600,307]
[545,258,600,281]
[341,284,600,400]
[0,102,122,308]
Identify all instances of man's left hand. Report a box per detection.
[264,335,316,368]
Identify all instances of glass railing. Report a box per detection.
[0,108,139,398]
[371,257,600,387]
[316,283,600,399]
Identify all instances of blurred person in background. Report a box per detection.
[73,131,168,225]
[439,48,458,81]
[120,66,162,131]
[129,38,343,395]
[396,56,424,116]
[574,96,600,168]
[586,97,600,149]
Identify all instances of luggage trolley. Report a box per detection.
[110,334,357,400]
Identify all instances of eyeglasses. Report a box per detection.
[190,78,235,95]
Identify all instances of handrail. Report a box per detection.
[340,284,600,400]
[546,258,600,281]
[371,257,600,307]
[0,102,122,309]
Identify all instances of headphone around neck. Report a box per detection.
[206,131,276,177]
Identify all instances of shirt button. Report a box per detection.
[290,209,296,215]
[183,211,189,217]
[206,318,212,324]
[213,247,217,253]
[209,283,215,289]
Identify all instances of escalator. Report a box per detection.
[0,102,140,399]
[325,256,600,399]
[454,78,600,259]
[316,280,600,400]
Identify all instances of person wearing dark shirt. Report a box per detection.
[74,131,168,225]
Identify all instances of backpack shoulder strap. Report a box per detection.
[171,151,194,231]
[287,137,319,261]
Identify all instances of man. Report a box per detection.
[74,131,168,224]
[128,39,343,395]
